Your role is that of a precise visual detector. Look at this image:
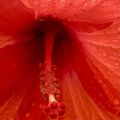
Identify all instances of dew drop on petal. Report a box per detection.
[9,118,14,120]
[118,27,120,32]
[60,0,66,2]
[25,112,30,118]
[99,79,103,84]
[32,102,36,106]
[113,99,119,106]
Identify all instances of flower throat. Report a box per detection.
[38,18,66,119]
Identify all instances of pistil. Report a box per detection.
[39,26,66,119]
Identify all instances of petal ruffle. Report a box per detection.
[21,0,120,22]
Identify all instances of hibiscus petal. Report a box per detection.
[0,0,34,35]
[68,20,120,116]
[21,0,120,22]
[62,70,119,120]
[76,21,120,91]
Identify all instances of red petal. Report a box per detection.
[0,0,34,35]
[21,0,120,22]
[68,23,120,116]
[53,20,120,118]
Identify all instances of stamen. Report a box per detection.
[39,27,66,119]
[39,66,60,100]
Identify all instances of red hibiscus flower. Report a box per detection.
[0,0,120,120]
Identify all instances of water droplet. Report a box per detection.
[91,115,96,120]
[98,93,103,97]
[118,27,120,32]
[60,0,65,2]
[114,99,119,106]
[99,79,103,84]
[114,62,119,66]
[32,102,36,106]
[10,118,14,120]
[91,80,94,83]
[11,64,16,68]
[36,119,40,120]
[25,112,30,118]
[102,84,106,88]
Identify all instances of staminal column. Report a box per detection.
[44,31,55,72]
[44,30,57,102]
[39,20,66,120]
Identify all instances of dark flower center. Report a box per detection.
[23,17,69,117]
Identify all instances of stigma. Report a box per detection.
[42,94,66,119]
